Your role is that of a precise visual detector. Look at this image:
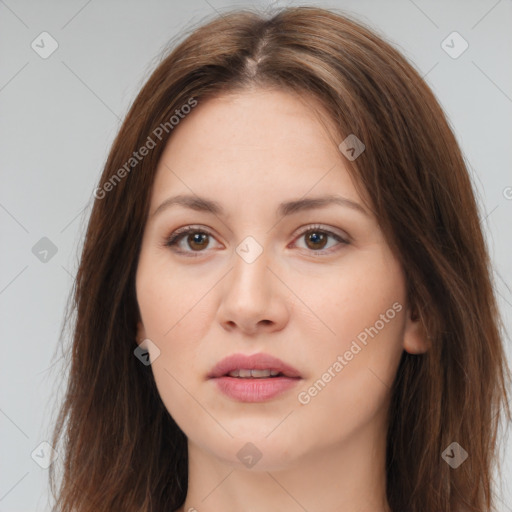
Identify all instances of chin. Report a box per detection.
[190,425,307,471]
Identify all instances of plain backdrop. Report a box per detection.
[1,0,511,510]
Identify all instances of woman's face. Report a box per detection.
[135,88,426,470]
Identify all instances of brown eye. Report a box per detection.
[293,225,349,254]
[304,230,328,250]
[164,227,218,255]
[187,232,209,251]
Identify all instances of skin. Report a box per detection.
[135,87,428,512]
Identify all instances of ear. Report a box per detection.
[136,320,148,349]
[402,304,429,354]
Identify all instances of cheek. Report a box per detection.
[290,304,405,452]
[292,249,407,356]
[137,279,209,433]
[136,255,216,343]
[136,259,219,427]
[291,251,406,424]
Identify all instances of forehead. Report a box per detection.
[149,88,361,211]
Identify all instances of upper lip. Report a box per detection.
[208,353,302,378]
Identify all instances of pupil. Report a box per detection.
[189,233,207,250]
[307,231,327,249]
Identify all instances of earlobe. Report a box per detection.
[403,305,429,354]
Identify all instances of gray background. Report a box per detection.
[1,0,511,510]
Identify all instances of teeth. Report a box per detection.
[227,369,282,378]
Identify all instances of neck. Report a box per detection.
[178,415,391,512]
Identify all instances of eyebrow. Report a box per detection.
[151,193,369,219]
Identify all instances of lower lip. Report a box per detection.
[211,376,301,402]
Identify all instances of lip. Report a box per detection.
[208,352,302,403]
[208,353,301,379]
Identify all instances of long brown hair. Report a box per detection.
[49,6,511,511]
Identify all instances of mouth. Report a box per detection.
[208,353,302,402]
[208,352,302,379]
[225,368,286,378]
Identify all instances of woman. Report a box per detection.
[49,6,511,512]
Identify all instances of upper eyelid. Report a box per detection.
[165,224,349,250]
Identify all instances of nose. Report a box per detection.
[216,243,290,336]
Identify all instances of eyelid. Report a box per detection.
[291,223,350,245]
[163,225,222,256]
[288,224,350,255]
[163,223,350,256]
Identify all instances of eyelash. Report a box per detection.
[163,224,349,258]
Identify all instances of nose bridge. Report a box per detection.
[216,233,285,332]
[230,235,271,303]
